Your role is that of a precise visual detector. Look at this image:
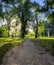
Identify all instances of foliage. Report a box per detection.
[38,22,45,36]
[47,0,54,9]
[0,27,7,37]
[47,12,54,22]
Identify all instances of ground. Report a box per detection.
[2,39,54,65]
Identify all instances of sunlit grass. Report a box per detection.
[38,37,54,39]
[25,32,35,38]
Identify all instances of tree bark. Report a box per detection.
[21,12,25,38]
[7,20,10,37]
[21,12,28,38]
[35,13,38,38]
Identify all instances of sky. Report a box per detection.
[31,0,45,6]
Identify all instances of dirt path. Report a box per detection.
[2,39,54,65]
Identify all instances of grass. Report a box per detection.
[25,32,35,38]
[0,36,54,64]
[0,37,25,64]
[32,37,54,56]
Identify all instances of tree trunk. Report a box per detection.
[7,20,10,37]
[21,10,28,38]
[21,21,25,38]
[35,13,38,38]
[21,19,27,38]
[21,12,25,38]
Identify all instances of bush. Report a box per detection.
[0,27,4,37]
[0,27,7,37]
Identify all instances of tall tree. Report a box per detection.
[20,0,33,38]
[1,0,33,38]
[32,2,41,38]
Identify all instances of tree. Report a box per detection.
[4,11,11,37]
[47,0,54,9]
[1,0,19,37]
[34,0,54,37]
[15,0,34,38]
[47,12,54,36]
[32,1,41,38]
[1,0,34,38]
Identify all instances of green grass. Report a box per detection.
[32,37,54,56]
[25,32,35,38]
[0,37,25,64]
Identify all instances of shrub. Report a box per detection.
[0,27,7,37]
